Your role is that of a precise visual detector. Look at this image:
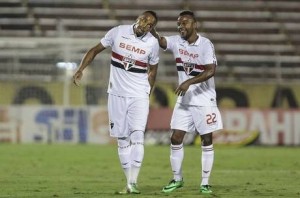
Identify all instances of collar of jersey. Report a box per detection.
[130,24,147,41]
[181,33,201,46]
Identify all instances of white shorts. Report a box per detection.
[171,103,223,135]
[107,94,149,138]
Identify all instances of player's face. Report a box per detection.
[134,13,156,37]
[177,15,196,40]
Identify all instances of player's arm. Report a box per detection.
[73,43,106,86]
[148,63,158,95]
[150,28,167,50]
[175,64,216,96]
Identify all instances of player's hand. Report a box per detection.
[73,70,83,86]
[175,81,190,96]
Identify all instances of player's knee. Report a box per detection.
[117,137,130,151]
[117,137,131,169]
[170,137,182,145]
[130,130,144,145]
[170,131,184,145]
[201,133,213,146]
[130,130,144,167]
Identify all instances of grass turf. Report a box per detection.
[0,144,299,198]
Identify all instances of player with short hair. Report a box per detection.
[151,10,223,194]
[73,10,159,194]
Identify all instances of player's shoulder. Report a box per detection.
[114,24,131,31]
[166,35,182,41]
[164,35,182,45]
[144,32,159,45]
[199,35,214,45]
[109,25,132,36]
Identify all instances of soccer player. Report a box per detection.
[73,11,159,194]
[151,10,223,194]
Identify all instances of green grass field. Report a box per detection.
[0,144,299,198]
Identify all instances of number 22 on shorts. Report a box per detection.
[206,113,216,125]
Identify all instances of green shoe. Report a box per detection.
[116,187,129,195]
[128,183,141,194]
[116,183,140,194]
[162,179,184,193]
[200,185,212,194]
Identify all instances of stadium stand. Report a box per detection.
[27,0,105,9]
[0,0,22,7]
[0,0,300,83]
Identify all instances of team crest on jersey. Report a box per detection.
[122,55,136,70]
[183,61,195,75]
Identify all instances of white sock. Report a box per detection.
[201,144,214,185]
[130,131,144,184]
[117,138,131,184]
[170,144,184,181]
[129,165,140,184]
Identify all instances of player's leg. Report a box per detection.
[117,136,131,189]
[162,103,193,193]
[162,129,185,193]
[117,134,142,194]
[126,97,149,194]
[107,94,132,194]
[200,132,214,194]
[193,106,223,194]
[117,136,142,195]
[170,129,185,182]
[128,130,144,193]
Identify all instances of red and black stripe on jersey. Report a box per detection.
[111,51,148,73]
[176,57,206,76]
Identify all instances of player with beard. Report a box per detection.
[151,10,223,194]
[73,11,159,194]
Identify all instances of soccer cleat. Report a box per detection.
[200,185,212,194]
[116,183,141,194]
[128,183,141,194]
[116,187,129,195]
[162,179,184,193]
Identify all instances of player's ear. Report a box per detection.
[194,21,199,31]
[149,24,155,31]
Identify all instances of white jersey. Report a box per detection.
[165,34,217,106]
[101,25,159,98]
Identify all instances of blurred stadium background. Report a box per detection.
[1,0,300,146]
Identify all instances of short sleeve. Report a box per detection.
[203,40,217,65]
[148,40,160,65]
[100,26,119,48]
[165,36,176,52]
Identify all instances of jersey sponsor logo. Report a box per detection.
[119,42,146,54]
[122,55,136,70]
[179,49,199,59]
[183,61,195,75]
